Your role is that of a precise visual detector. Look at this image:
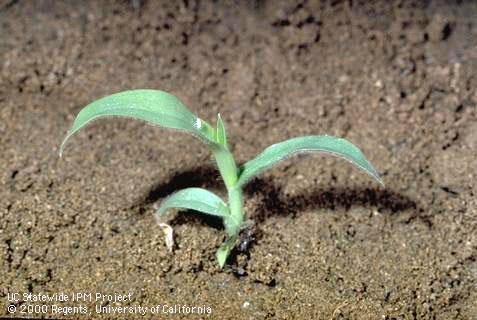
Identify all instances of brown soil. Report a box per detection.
[1,1,476,319]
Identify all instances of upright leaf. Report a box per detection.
[156,187,229,218]
[237,135,383,187]
[215,113,227,148]
[60,89,215,156]
[216,235,237,269]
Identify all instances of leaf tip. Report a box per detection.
[216,248,228,269]
[376,176,385,188]
[58,139,67,158]
[368,166,385,187]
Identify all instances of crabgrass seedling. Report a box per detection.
[60,89,383,268]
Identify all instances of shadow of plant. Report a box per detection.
[129,165,419,229]
[243,178,419,223]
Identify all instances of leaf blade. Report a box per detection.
[60,89,214,156]
[216,235,237,269]
[237,135,383,187]
[215,113,227,147]
[155,187,229,218]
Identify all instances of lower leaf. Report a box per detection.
[216,236,237,269]
[155,187,229,218]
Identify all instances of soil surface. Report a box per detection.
[1,1,476,319]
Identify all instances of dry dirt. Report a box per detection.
[1,1,476,319]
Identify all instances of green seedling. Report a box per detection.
[60,89,383,268]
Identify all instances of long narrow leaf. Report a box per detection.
[237,135,383,187]
[60,89,215,156]
[156,187,229,218]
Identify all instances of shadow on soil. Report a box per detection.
[129,165,420,227]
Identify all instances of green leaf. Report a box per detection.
[216,235,237,269]
[215,113,227,147]
[237,135,383,187]
[155,188,229,218]
[59,89,215,157]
